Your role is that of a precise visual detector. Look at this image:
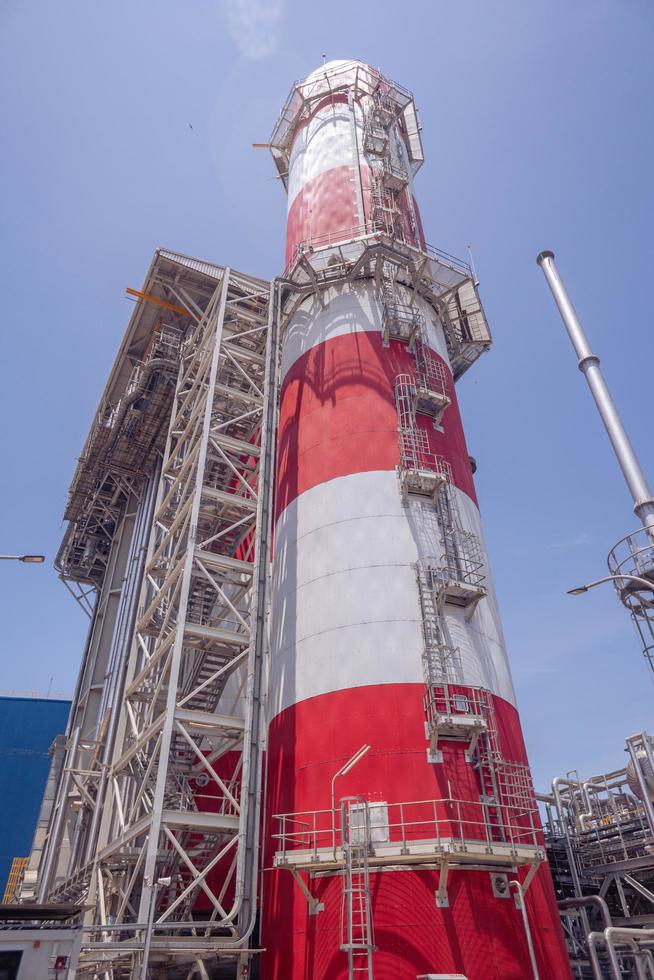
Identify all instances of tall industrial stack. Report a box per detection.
[22,57,574,980]
[262,60,569,979]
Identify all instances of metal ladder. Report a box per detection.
[416,560,461,686]
[341,799,375,980]
[370,166,399,237]
[472,691,505,842]
[434,484,486,604]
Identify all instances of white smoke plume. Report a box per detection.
[221,0,285,60]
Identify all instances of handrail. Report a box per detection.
[284,224,472,280]
[272,795,541,861]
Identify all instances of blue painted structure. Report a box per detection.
[0,696,70,897]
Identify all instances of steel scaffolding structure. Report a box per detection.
[26,253,279,979]
[542,732,654,978]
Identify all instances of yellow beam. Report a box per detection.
[126,287,190,317]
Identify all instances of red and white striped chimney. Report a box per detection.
[262,60,569,980]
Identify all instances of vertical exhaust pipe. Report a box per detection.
[537,250,654,531]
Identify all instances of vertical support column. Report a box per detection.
[537,250,654,531]
[138,274,230,922]
[348,89,366,233]
[236,279,281,949]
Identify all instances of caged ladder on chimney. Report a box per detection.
[340,799,376,979]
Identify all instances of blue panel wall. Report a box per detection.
[0,696,71,898]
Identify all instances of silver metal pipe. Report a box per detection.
[587,934,611,980]
[558,896,612,980]
[551,776,593,949]
[604,928,654,979]
[632,943,649,980]
[589,933,619,980]
[37,725,81,902]
[139,880,163,980]
[626,736,654,835]
[639,730,654,790]
[537,250,654,531]
[509,880,540,980]
[558,895,612,931]
[587,930,622,980]
[83,464,160,867]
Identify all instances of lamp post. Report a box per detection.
[331,744,371,855]
[568,574,654,597]
[140,876,171,980]
[0,555,45,563]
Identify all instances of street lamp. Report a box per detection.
[568,574,654,597]
[0,554,45,563]
[140,876,172,980]
[331,744,371,855]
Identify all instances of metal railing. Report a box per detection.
[272,796,541,865]
[381,157,409,190]
[398,435,452,481]
[437,545,486,591]
[285,223,472,280]
[608,527,654,671]
[394,374,453,478]
[270,60,416,153]
[546,762,654,878]
[608,527,654,587]
[419,543,485,595]
[381,300,424,345]
[423,686,487,725]
[415,349,449,395]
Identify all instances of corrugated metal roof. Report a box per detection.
[156,248,225,280]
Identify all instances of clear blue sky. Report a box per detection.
[1,0,652,791]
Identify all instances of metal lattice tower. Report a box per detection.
[30,259,280,979]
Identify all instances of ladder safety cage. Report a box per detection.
[271,66,490,383]
[433,486,487,611]
[381,155,409,193]
[365,107,412,247]
[416,556,487,757]
[416,559,464,691]
[394,374,452,504]
[608,526,654,674]
[340,799,376,980]
[412,335,451,424]
[381,270,451,422]
[379,260,423,347]
[369,166,402,240]
[269,60,422,188]
[411,569,539,844]
[282,235,489,381]
[381,299,424,347]
[362,86,400,157]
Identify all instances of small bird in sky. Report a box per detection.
[189,123,193,130]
